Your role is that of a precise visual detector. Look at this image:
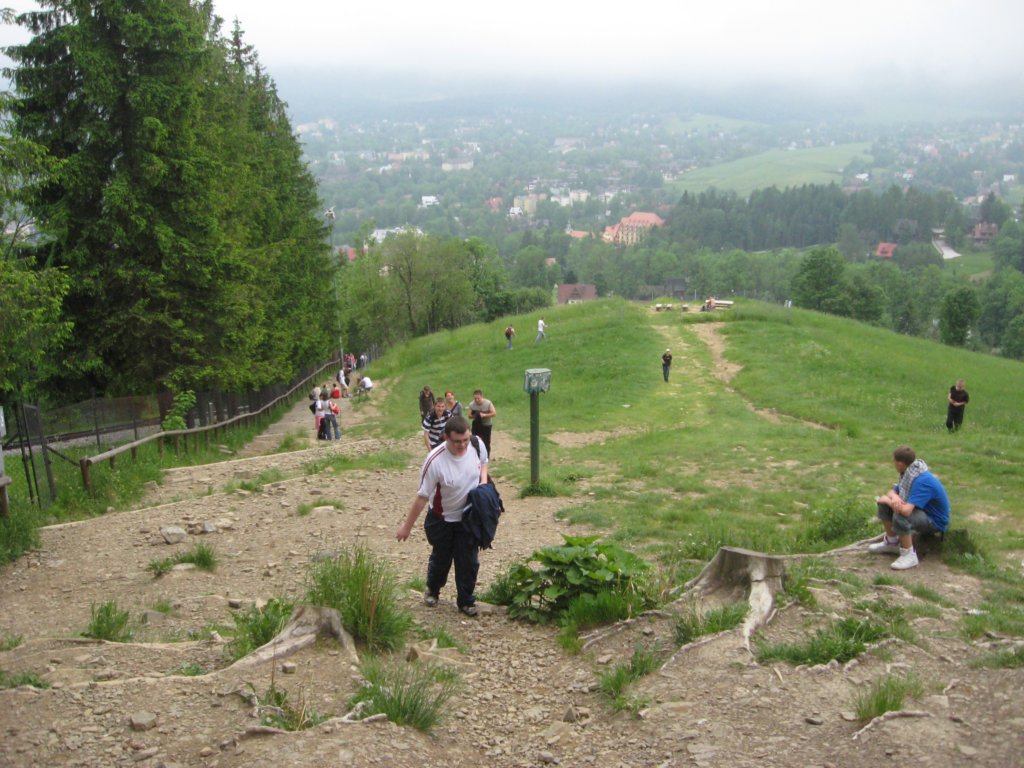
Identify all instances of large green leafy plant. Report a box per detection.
[488,535,653,624]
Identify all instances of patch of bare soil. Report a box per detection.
[2,389,1022,767]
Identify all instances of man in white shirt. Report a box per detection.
[396,415,488,616]
[535,317,546,342]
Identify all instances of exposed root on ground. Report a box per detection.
[225,604,359,672]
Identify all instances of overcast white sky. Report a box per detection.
[3,0,1024,91]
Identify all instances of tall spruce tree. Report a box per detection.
[4,2,334,394]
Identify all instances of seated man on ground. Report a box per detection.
[869,445,950,570]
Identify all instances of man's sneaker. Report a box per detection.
[868,537,900,555]
[423,591,438,607]
[459,604,478,617]
[891,548,919,570]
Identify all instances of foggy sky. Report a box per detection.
[2,0,1023,116]
[210,0,1024,91]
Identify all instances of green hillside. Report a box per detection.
[668,143,872,196]
[366,299,1024,562]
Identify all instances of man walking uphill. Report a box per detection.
[397,416,488,616]
[662,349,673,382]
[468,389,497,457]
[946,379,969,432]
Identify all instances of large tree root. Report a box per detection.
[851,710,932,740]
[226,604,359,671]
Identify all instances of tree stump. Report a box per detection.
[227,604,359,670]
[677,546,787,650]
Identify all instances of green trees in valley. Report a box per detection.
[939,285,981,347]
[3,3,333,396]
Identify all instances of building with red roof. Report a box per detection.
[875,242,897,259]
[602,211,665,246]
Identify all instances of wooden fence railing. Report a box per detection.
[78,360,339,492]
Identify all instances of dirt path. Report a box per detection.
[2,358,1022,767]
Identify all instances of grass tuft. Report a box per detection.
[853,672,924,722]
[305,546,412,652]
[251,682,329,731]
[348,658,460,731]
[226,598,295,661]
[147,541,218,576]
[82,600,134,642]
[598,643,662,712]
[0,670,50,689]
[755,617,888,665]
[1,633,23,651]
[971,645,1024,669]
[674,601,748,646]
[171,662,206,676]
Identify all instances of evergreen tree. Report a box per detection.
[4,3,334,394]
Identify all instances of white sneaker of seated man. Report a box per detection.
[890,547,919,570]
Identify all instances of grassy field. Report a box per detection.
[944,250,995,281]
[667,143,872,196]
[364,298,1024,564]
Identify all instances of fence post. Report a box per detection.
[80,458,92,492]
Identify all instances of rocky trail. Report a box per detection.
[2,367,1023,767]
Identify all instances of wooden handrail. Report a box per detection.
[78,359,339,491]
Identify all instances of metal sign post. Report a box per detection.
[523,368,551,486]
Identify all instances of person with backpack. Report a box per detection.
[397,415,488,616]
[504,324,516,350]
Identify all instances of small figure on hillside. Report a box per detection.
[661,348,673,382]
[420,386,436,420]
[468,389,497,457]
[445,390,463,419]
[945,379,969,432]
[357,375,373,396]
[868,445,950,570]
[701,296,717,312]
[422,397,451,451]
[397,415,489,617]
[504,324,516,350]
[535,317,546,343]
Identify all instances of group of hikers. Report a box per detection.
[308,356,375,440]
[419,386,496,456]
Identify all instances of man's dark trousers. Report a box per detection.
[424,513,479,608]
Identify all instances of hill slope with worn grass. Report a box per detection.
[369,298,1024,563]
